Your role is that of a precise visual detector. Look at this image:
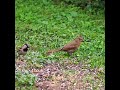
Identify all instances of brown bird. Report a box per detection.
[46,36,84,56]
[17,44,29,56]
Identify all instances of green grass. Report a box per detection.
[15,0,105,89]
[15,0,104,68]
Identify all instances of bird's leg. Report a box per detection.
[68,52,72,56]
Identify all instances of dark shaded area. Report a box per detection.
[53,0,105,10]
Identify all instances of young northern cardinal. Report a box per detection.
[46,36,84,56]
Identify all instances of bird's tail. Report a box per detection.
[46,48,61,55]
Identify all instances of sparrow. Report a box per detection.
[17,44,29,56]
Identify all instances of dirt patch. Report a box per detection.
[15,59,105,90]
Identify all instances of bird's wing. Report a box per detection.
[61,45,77,51]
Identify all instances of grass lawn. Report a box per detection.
[15,0,105,89]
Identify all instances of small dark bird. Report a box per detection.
[17,44,29,56]
[46,36,84,56]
